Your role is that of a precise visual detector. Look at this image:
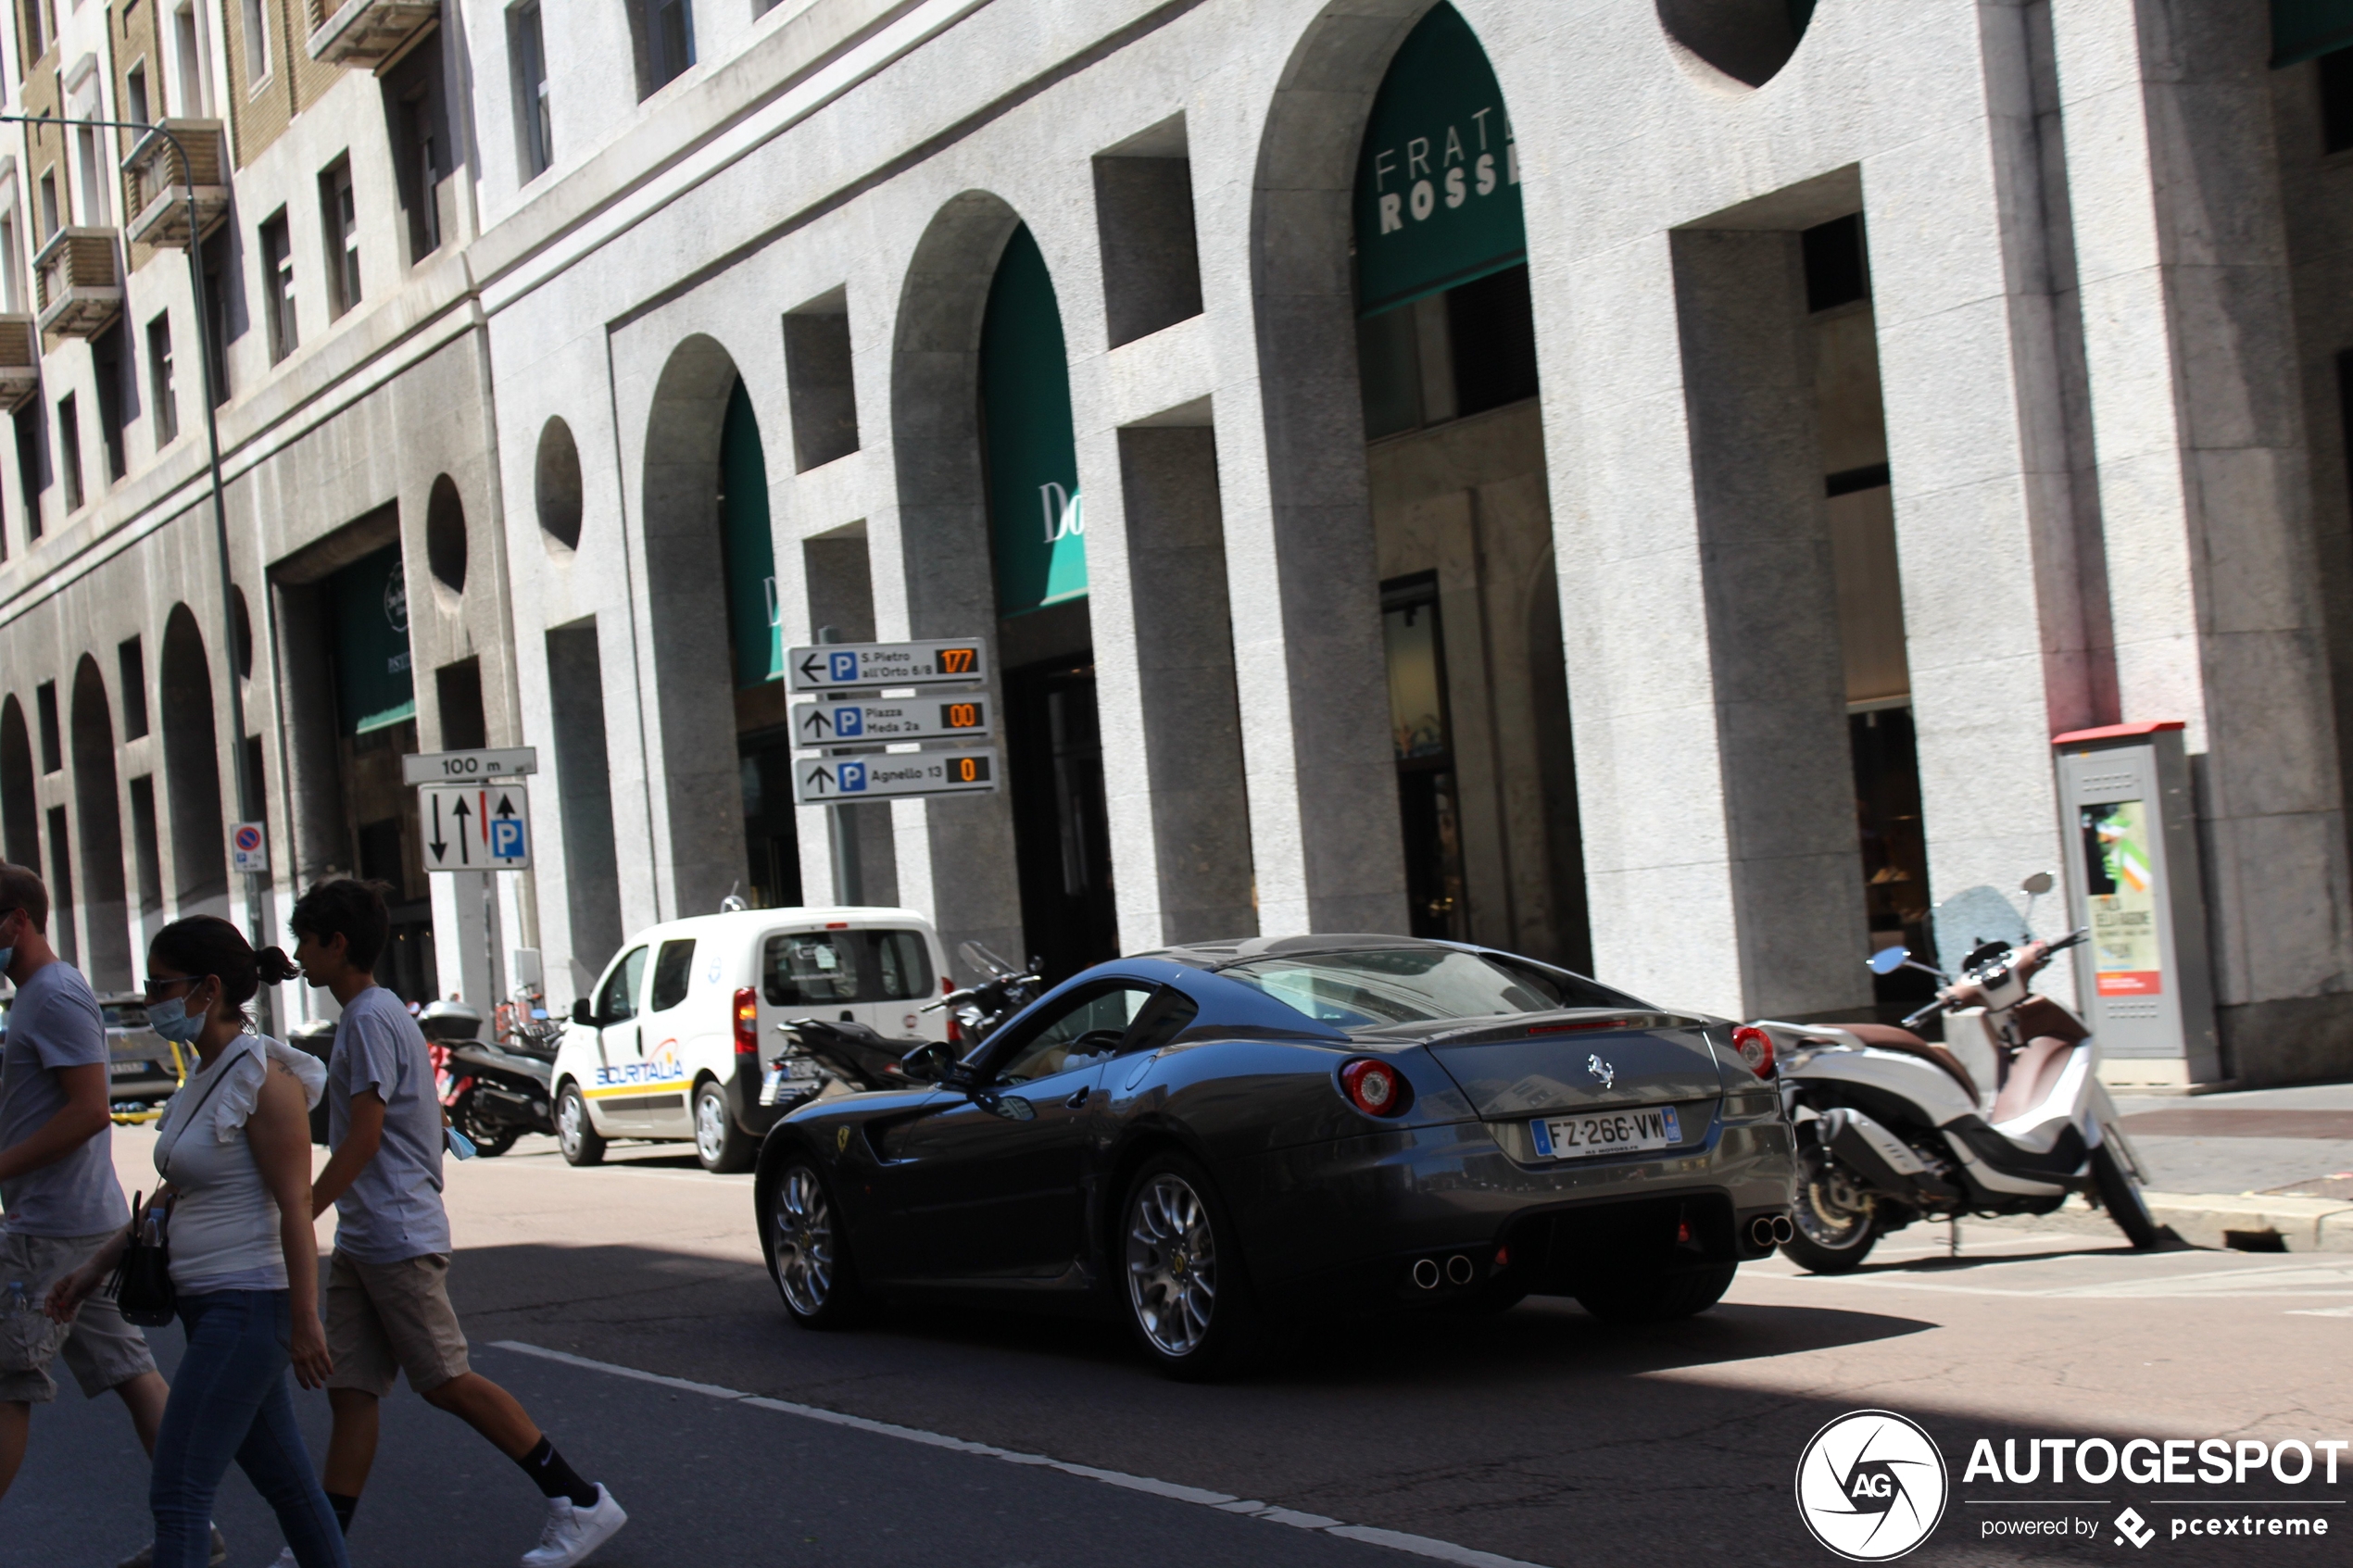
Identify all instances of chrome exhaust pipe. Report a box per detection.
[1749,1215,1778,1248]
[1772,1215,1794,1245]
[1412,1258,1441,1289]
[1445,1254,1474,1286]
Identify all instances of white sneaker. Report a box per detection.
[520,1485,628,1568]
[119,1524,229,1567]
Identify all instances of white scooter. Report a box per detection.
[1749,875,2162,1272]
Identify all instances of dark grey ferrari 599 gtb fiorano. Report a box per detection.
[751,935,1797,1378]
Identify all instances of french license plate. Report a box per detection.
[110,1060,159,1078]
[1530,1105,1682,1160]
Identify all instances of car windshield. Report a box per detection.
[1222,947,1639,1029]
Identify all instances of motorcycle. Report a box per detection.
[422,997,558,1159]
[1748,873,2163,1272]
[760,941,1048,1106]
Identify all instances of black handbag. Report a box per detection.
[110,1190,176,1327]
[111,1058,238,1327]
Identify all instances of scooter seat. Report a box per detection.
[1838,1022,1982,1106]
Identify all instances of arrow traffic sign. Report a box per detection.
[420,784,532,872]
[793,748,999,804]
[402,747,538,786]
[790,696,991,749]
[785,638,988,694]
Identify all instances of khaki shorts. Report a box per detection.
[322,1250,471,1398]
[0,1229,159,1403]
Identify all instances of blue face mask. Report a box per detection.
[146,995,207,1046]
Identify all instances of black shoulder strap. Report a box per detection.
[157,1044,247,1176]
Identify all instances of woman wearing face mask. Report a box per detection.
[48,917,349,1568]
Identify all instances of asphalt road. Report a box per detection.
[5,1128,2348,1568]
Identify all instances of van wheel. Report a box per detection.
[695,1080,757,1173]
[556,1084,605,1167]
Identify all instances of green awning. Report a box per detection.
[980,223,1087,618]
[720,379,783,688]
[1353,4,1526,318]
[331,544,415,736]
[2274,0,2353,65]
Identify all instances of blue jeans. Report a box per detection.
[150,1290,348,1568]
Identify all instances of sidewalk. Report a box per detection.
[2026,1083,2353,1252]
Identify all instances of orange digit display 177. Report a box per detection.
[938,646,976,674]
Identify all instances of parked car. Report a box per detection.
[750,934,1799,1378]
[100,993,182,1109]
[553,907,952,1173]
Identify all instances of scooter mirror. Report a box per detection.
[2020,871,2055,897]
[1867,946,1911,975]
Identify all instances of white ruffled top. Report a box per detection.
[153,1035,326,1294]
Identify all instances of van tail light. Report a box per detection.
[1730,1025,1776,1079]
[1338,1058,1408,1118]
[946,1016,962,1046]
[733,988,760,1062]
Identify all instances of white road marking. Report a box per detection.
[2287,1304,2353,1317]
[489,1340,1540,1568]
[1751,1256,2353,1300]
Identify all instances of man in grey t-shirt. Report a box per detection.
[296,878,624,1568]
[0,861,166,1505]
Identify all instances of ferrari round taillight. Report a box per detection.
[733,987,760,1060]
[1338,1058,1407,1118]
[1730,1025,1776,1080]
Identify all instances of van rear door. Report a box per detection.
[758,925,942,1051]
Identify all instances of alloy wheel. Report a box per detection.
[558,1092,586,1157]
[772,1167,837,1316]
[1126,1172,1217,1358]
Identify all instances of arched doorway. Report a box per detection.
[890,194,1111,981]
[69,655,133,989]
[1259,1,1588,966]
[0,696,37,871]
[159,605,230,918]
[638,336,798,915]
[983,224,1115,980]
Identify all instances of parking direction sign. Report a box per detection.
[420,784,532,872]
[790,696,991,749]
[794,748,999,804]
[785,638,988,693]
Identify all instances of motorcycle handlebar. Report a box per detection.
[1900,997,1950,1031]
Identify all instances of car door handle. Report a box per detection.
[1065,1085,1090,1109]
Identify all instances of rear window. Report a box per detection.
[763,930,935,1007]
[1223,947,1639,1030]
[649,939,697,1012]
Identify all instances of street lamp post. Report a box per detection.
[6,112,267,994]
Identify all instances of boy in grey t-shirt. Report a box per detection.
[294,878,624,1568]
[0,861,167,1508]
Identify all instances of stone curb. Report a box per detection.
[1973,1192,2353,1252]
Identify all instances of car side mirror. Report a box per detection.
[571,997,595,1027]
[899,1040,954,1084]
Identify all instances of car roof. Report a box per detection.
[1134,933,1459,972]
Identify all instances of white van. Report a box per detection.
[551,906,951,1173]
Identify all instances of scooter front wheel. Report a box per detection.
[1782,1146,1881,1273]
[2091,1140,2164,1249]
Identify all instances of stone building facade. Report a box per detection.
[0,0,2348,1087]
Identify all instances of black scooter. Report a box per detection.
[765,942,1046,1102]
[422,998,557,1158]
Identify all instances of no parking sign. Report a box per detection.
[229,822,268,874]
